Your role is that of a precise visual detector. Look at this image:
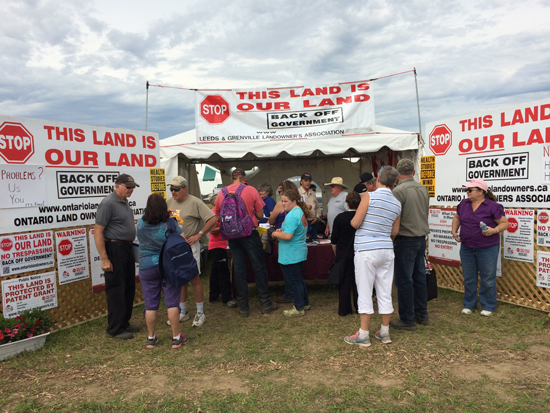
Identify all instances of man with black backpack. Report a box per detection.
[214,168,277,318]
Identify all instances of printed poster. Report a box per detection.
[536,252,550,289]
[428,208,461,267]
[0,231,54,277]
[55,228,90,285]
[1,271,57,318]
[503,209,534,262]
[537,210,550,247]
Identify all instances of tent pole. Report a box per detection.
[413,68,424,147]
[145,81,149,131]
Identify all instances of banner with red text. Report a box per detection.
[194,81,374,143]
[2,272,57,318]
[0,116,159,234]
[426,98,550,208]
[0,231,54,277]
[55,228,90,285]
[536,252,550,289]
[428,208,461,267]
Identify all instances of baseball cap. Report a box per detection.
[231,168,246,178]
[353,183,367,194]
[360,172,374,183]
[463,179,488,192]
[301,173,312,180]
[396,158,414,175]
[115,174,139,188]
[167,176,187,187]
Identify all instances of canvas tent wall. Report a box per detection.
[159,126,422,204]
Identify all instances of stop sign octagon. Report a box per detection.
[200,95,230,124]
[58,239,73,256]
[0,122,35,164]
[429,124,452,156]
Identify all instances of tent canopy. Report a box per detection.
[159,126,421,205]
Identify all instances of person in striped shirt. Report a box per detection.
[344,166,401,348]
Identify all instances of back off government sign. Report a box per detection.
[426,98,550,208]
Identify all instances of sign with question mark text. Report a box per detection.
[0,165,47,209]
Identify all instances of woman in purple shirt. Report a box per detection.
[451,179,508,316]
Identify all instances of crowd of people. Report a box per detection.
[93,162,508,349]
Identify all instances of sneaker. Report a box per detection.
[389,320,417,331]
[125,325,140,333]
[106,331,133,340]
[375,330,392,344]
[172,334,188,349]
[461,308,473,315]
[146,336,158,349]
[416,318,430,326]
[344,331,371,348]
[283,306,305,317]
[480,310,493,317]
[192,312,206,327]
[261,302,279,314]
[303,305,311,311]
[226,300,238,308]
[166,311,190,326]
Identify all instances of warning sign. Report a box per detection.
[420,156,435,198]
[150,168,166,199]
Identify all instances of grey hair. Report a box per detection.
[257,183,273,196]
[379,166,399,188]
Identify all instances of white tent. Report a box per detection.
[160,125,423,204]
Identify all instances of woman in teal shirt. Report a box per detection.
[272,190,312,316]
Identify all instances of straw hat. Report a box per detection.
[323,177,348,190]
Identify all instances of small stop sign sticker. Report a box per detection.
[508,217,518,233]
[539,212,549,224]
[0,122,35,164]
[429,124,452,156]
[200,95,230,124]
[0,238,13,252]
[58,239,73,256]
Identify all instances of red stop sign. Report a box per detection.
[508,217,518,233]
[58,239,73,256]
[200,95,230,124]
[429,124,452,156]
[0,238,13,252]
[0,122,35,164]
[539,212,549,224]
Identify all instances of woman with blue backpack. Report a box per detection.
[271,190,312,317]
[137,194,188,349]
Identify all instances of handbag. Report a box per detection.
[425,256,438,301]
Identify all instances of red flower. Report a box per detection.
[5,328,11,333]
[22,323,27,328]
[30,327,35,332]
[16,323,21,329]
[27,333,33,338]
[15,316,20,321]
[0,333,3,340]
[20,315,25,320]
[35,320,42,326]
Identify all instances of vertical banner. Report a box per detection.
[150,168,166,199]
[428,208,461,266]
[0,231,54,277]
[55,228,90,285]
[1,272,57,318]
[194,81,374,143]
[503,209,534,262]
[537,210,550,247]
[536,252,550,289]
[420,156,435,198]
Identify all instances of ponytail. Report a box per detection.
[484,190,497,202]
[297,200,313,220]
[282,189,312,220]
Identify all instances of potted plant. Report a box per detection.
[0,308,53,361]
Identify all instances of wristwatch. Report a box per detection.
[198,230,204,236]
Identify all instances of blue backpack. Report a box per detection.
[159,217,199,288]
[219,184,254,240]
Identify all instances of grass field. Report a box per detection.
[1,261,550,412]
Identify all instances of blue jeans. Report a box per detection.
[281,261,309,311]
[228,230,272,311]
[460,244,499,312]
[307,221,318,238]
[393,236,428,325]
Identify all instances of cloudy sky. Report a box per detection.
[1,0,549,140]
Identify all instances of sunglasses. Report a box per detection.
[465,188,478,193]
[329,185,337,188]
[170,187,184,192]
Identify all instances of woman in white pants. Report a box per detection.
[344,166,401,348]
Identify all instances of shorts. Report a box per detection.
[139,265,181,310]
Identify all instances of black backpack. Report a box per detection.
[159,217,199,288]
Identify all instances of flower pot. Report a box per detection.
[0,332,50,361]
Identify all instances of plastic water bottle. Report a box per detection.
[480,221,488,231]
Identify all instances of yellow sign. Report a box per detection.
[420,156,435,197]
[150,168,166,199]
